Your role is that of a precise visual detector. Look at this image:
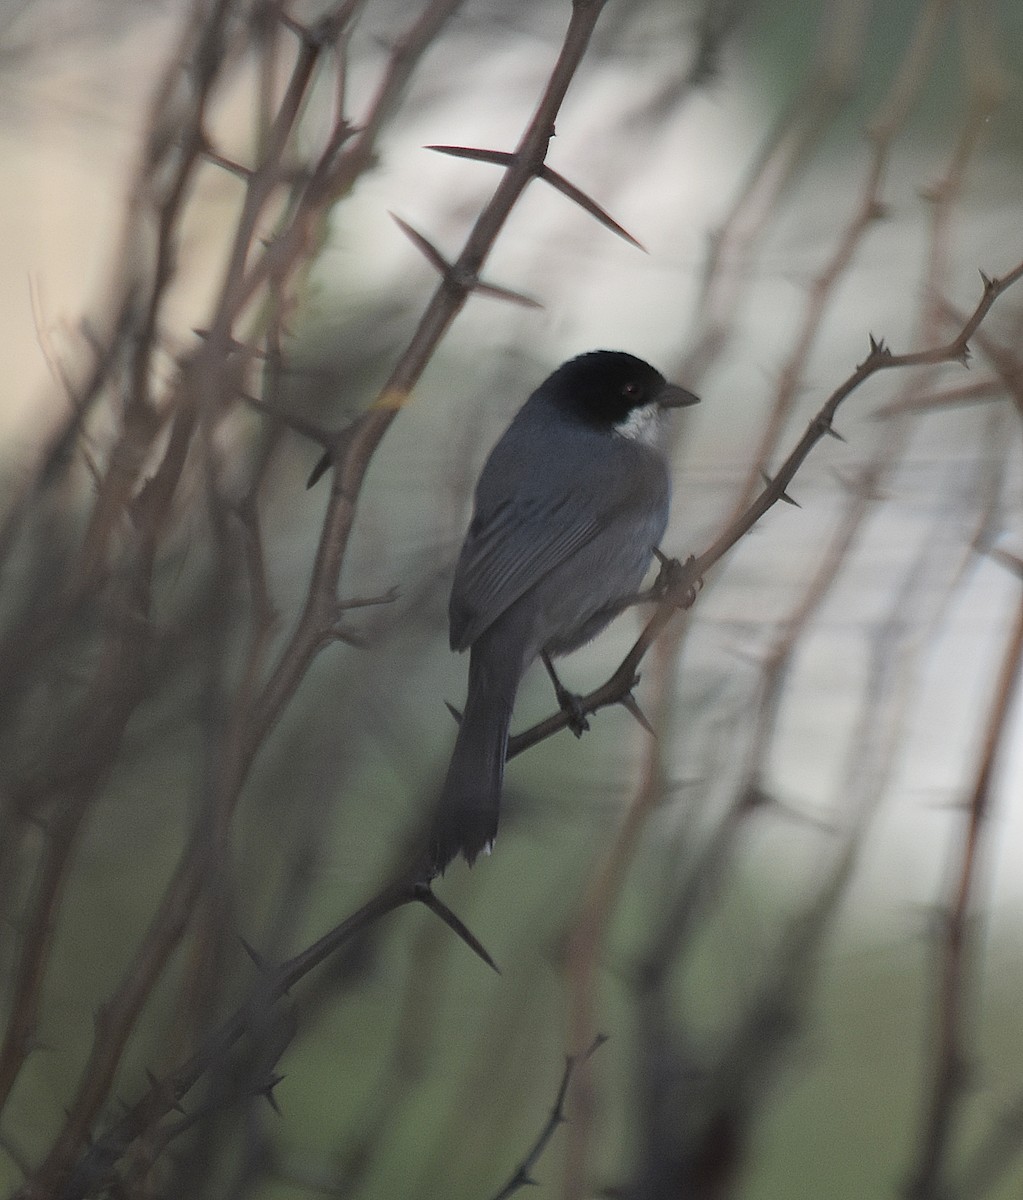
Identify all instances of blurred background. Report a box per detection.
[2,0,1023,1197]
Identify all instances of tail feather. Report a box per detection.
[431,650,517,871]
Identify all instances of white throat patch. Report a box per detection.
[613,401,663,446]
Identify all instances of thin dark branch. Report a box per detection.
[508,258,1023,757]
[489,1035,607,1200]
[253,0,612,752]
[47,868,495,1199]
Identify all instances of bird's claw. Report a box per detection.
[651,550,702,609]
[556,684,590,738]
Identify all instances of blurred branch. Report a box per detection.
[551,256,1022,1199]
[5,0,474,1193]
[905,567,1023,1199]
[686,0,876,379]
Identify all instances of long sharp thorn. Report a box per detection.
[537,164,646,251]
[259,1073,285,1115]
[425,146,645,250]
[239,936,267,971]
[621,692,656,737]
[425,144,514,166]
[389,213,450,275]
[471,280,544,309]
[415,885,500,973]
[760,469,800,507]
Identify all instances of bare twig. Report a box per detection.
[490,1036,606,1200]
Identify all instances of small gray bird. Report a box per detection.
[431,350,698,870]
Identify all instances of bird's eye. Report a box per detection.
[621,381,642,401]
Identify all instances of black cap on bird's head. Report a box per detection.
[543,350,700,432]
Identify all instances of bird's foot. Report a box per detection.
[556,685,591,739]
[541,651,590,738]
[649,550,702,609]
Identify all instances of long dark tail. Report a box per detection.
[431,647,518,871]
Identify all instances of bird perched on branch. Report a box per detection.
[432,350,699,871]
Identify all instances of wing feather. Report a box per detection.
[450,489,610,650]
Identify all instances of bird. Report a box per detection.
[431,349,699,871]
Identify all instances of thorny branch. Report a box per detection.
[252,0,615,750]
[489,1035,606,1200]
[508,259,1023,759]
[906,552,1023,1200]
[34,874,494,1200]
[2,1,1023,1198]
[3,1,637,1195]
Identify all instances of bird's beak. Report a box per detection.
[657,382,701,409]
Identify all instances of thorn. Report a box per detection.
[239,937,267,971]
[760,470,800,507]
[468,279,544,309]
[201,144,253,180]
[390,213,543,308]
[987,548,1023,580]
[306,425,358,489]
[537,163,646,251]
[257,1073,285,1115]
[620,692,656,737]
[307,450,332,489]
[824,422,846,442]
[389,212,449,275]
[193,330,267,357]
[980,269,993,289]
[426,143,513,164]
[337,585,400,611]
[425,144,646,251]
[444,701,463,725]
[414,883,500,973]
